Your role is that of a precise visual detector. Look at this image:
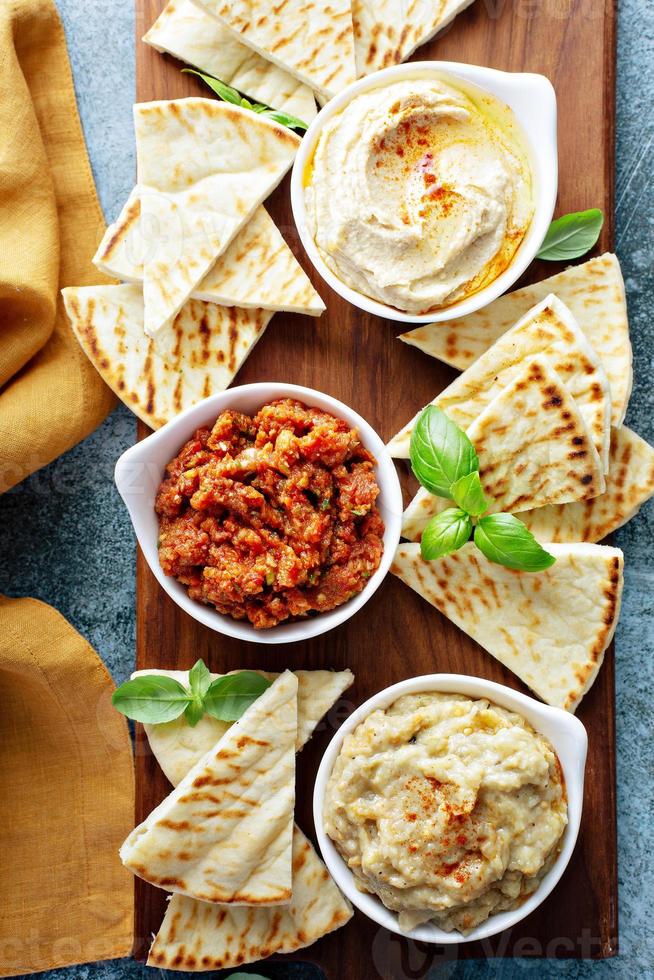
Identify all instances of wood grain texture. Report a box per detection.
[133,0,618,970]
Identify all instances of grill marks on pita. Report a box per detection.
[143,0,318,122]
[388,295,612,473]
[133,98,300,337]
[399,254,632,428]
[134,667,355,788]
[519,426,654,543]
[147,825,353,971]
[193,0,357,100]
[468,357,605,508]
[120,671,297,905]
[391,542,624,712]
[124,669,354,967]
[403,427,654,545]
[62,284,273,429]
[95,198,324,316]
[402,357,606,541]
[352,0,476,76]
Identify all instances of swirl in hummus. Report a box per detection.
[305,77,534,314]
[324,692,567,934]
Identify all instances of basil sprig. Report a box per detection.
[112,661,271,727]
[182,69,308,132]
[536,208,604,261]
[410,406,555,573]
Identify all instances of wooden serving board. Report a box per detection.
[134,0,618,970]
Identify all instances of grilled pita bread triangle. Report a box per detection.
[94,194,325,316]
[391,542,623,712]
[147,824,353,971]
[134,98,300,337]
[62,284,272,429]
[387,294,612,472]
[144,0,317,122]
[133,668,354,787]
[192,0,357,100]
[120,671,297,905]
[399,254,632,427]
[520,425,654,543]
[352,0,476,76]
[403,425,654,545]
[402,357,605,540]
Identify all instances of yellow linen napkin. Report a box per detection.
[0,0,115,495]
[0,2,135,974]
[0,597,134,976]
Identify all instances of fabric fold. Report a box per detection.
[0,596,134,977]
[0,0,115,495]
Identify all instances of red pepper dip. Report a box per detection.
[155,399,385,628]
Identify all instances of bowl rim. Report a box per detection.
[114,381,403,645]
[290,60,558,324]
[313,672,587,944]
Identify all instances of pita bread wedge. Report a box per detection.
[399,254,632,427]
[144,0,317,122]
[520,426,654,543]
[388,295,612,472]
[95,194,325,316]
[120,671,297,904]
[193,0,357,100]
[404,425,654,545]
[402,357,605,540]
[352,0,476,76]
[133,98,300,337]
[391,542,623,712]
[148,824,353,971]
[133,668,354,787]
[62,284,272,429]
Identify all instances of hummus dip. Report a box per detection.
[305,77,534,314]
[324,692,567,933]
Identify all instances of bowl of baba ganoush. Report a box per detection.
[313,674,586,943]
[291,61,557,323]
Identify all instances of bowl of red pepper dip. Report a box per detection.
[115,383,403,643]
[156,398,387,629]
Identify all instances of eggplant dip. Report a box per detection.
[324,692,567,933]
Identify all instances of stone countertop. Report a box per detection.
[2,0,652,977]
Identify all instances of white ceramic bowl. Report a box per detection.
[291,61,558,324]
[313,673,587,944]
[114,383,403,644]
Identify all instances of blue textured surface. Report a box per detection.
[2,0,652,977]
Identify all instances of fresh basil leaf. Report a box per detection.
[182,68,307,131]
[184,699,206,728]
[262,109,309,131]
[189,659,212,699]
[204,671,272,722]
[421,508,472,560]
[474,513,556,572]
[450,471,489,517]
[536,208,604,261]
[410,405,479,498]
[112,676,192,724]
[182,68,241,105]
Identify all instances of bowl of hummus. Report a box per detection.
[314,674,586,943]
[291,62,557,323]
